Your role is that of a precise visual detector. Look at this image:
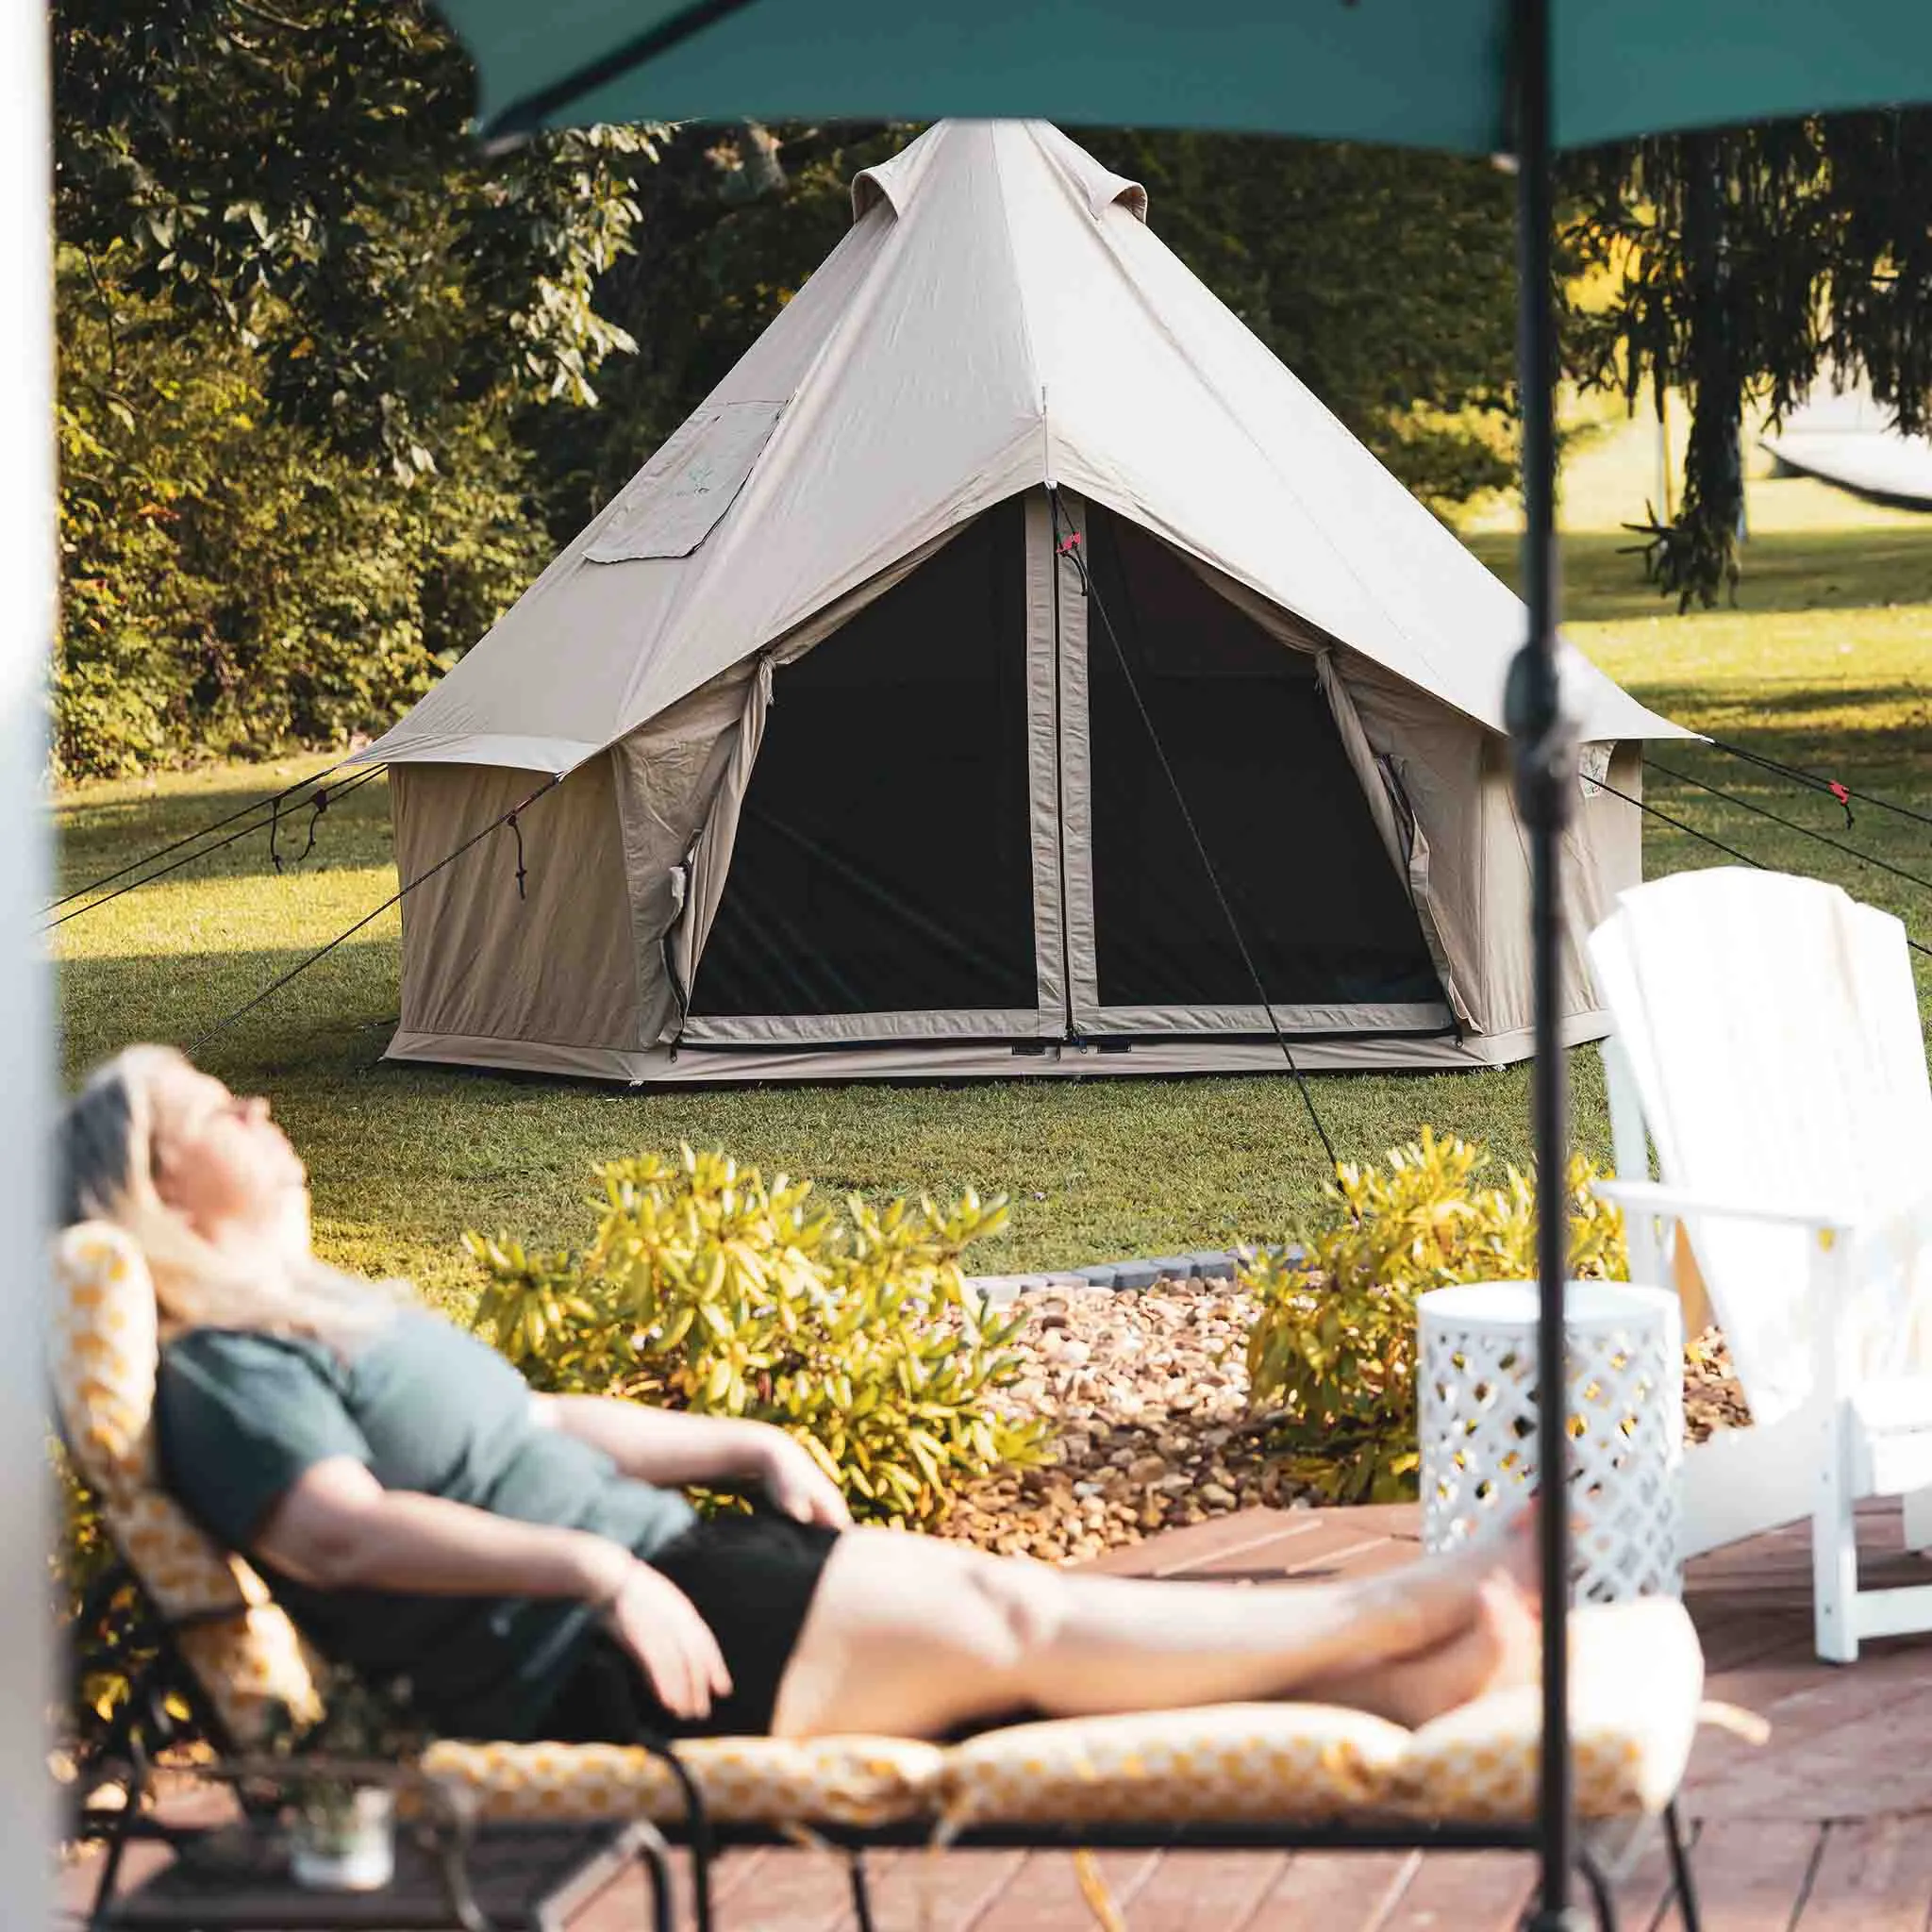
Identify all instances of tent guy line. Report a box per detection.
[186,774,560,1056]
[42,764,389,936]
[1645,758,1932,904]
[44,758,359,918]
[267,765,391,874]
[1595,772,1932,962]
[1703,733,1932,834]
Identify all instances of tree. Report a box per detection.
[57,275,549,775]
[1563,111,1932,608]
[53,0,657,475]
[50,0,658,772]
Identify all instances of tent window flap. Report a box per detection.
[586,400,785,563]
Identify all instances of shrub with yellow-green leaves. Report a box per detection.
[466,1149,1048,1525]
[1242,1129,1627,1505]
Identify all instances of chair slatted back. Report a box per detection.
[1590,867,1932,1420]
[52,1223,325,1747]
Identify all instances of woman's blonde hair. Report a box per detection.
[58,1044,403,1345]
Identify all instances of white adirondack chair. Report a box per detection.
[1589,866,1932,1663]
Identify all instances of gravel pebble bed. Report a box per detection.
[940,1277,1296,1564]
[1683,1328,1750,1441]
[939,1279,1754,1566]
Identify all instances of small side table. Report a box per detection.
[1418,1279,1684,1603]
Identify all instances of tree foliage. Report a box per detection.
[57,278,548,774]
[1564,111,1932,609]
[50,0,657,773]
[55,0,657,472]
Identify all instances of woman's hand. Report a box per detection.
[755,1429,854,1529]
[600,1558,733,1723]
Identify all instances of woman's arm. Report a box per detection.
[532,1396,851,1527]
[254,1454,633,1600]
[531,1396,772,1487]
[252,1457,732,1720]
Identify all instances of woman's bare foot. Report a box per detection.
[1341,1502,1541,1665]
[1322,1575,1541,1729]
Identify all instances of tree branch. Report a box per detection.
[80,250,120,386]
[226,0,315,33]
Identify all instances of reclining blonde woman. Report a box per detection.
[58,1045,1541,1748]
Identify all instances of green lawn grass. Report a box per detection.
[52,461,1932,1308]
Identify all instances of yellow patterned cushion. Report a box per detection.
[51,1225,162,1496]
[939,1703,1409,1827]
[422,1734,946,1827]
[53,1224,326,1743]
[425,1605,1699,1835]
[1388,1598,1704,1822]
[934,1600,1700,1831]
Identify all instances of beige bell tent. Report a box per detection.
[361,120,1687,1085]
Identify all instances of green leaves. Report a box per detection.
[1243,1130,1627,1506]
[466,1145,1047,1527]
[53,270,552,776]
[52,0,661,475]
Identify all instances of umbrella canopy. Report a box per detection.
[443,0,1932,155]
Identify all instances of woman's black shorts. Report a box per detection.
[541,1512,841,1741]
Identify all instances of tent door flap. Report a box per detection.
[1056,497,1452,1040]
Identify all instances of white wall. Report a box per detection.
[4,5,56,1925]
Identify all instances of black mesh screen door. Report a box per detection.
[1070,503,1449,1036]
[686,497,1042,1037]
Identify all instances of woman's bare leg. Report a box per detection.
[1305,1576,1541,1728]
[770,1519,1536,1740]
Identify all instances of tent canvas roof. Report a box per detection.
[369,120,1684,774]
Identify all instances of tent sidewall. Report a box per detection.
[388,497,1646,1076]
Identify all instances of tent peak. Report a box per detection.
[851,120,1147,227]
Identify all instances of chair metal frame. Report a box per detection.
[67,1557,675,1932]
[68,1551,1702,1932]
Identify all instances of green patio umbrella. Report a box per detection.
[431,3,1932,1923]
[449,0,1930,151]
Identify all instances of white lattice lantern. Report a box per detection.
[1419,1281,1685,1603]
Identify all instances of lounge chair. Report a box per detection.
[55,1221,1709,1929]
[1591,866,1932,1663]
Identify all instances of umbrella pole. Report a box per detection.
[1507,0,1582,1926]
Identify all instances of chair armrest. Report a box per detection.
[1592,1178,1855,1239]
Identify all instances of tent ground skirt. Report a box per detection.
[383,1008,1611,1086]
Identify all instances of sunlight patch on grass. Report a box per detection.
[1462,387,1932,541]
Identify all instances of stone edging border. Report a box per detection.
[966,1247,1300,1305]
